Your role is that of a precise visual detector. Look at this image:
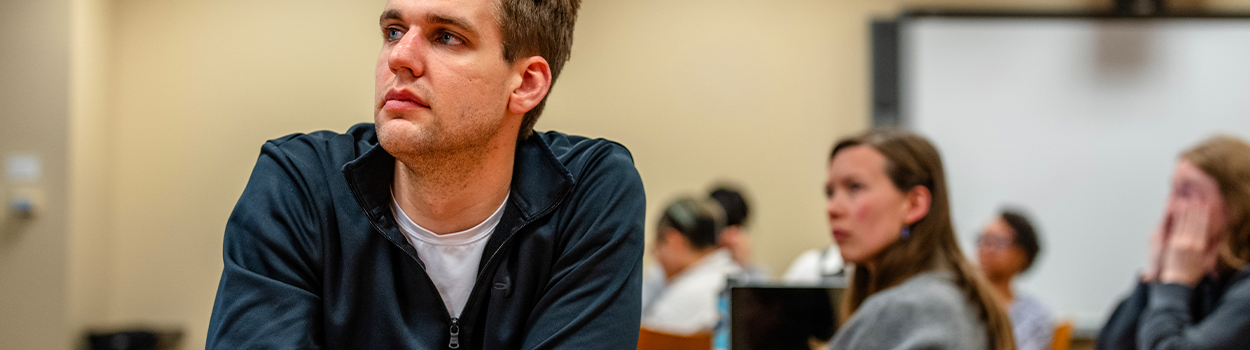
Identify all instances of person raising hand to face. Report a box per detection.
[1100,135,1250,350]
[1147,159,1226,287]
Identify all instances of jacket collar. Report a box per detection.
[507,132,576,221]
[341,129,575,240]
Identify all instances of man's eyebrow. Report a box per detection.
[425,14,478,36]
[380,9,402,26]
[378,10,479,37]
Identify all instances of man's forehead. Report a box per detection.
[382,0,499,36]
[382,0,496,22]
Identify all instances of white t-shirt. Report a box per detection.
[391,195,508,318]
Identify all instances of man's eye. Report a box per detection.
[435,32,463,46]
[387,28,403,42]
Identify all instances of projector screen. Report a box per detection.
[897,15,1250,331]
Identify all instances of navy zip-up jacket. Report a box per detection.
[206,123,645,349]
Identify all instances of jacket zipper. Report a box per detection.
[448,317,460,349]
[363,188,572,349]
[445,191,572,348]
[360,212,462,349]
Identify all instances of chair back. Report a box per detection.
[1051,319,1074,350]
[637,327,712,350]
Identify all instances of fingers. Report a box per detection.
[1159,208,1176,244]
[1166,202,1204,256]
[1171,200,1210,245]
[1145,206,1175,282]
[1193,203,1211,243]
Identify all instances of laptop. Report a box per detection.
[727,284,845,350]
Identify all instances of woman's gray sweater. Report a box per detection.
[830,271,990,350]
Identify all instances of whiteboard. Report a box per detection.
[900,16,1250,331]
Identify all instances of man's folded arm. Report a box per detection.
[521,144,646,350]
[207,140,326,350]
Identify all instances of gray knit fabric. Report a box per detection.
[829,271,990,350]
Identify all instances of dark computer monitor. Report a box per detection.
[729,285,844,350]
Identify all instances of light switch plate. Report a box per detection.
[6,154,41,183]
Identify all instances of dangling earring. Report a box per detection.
[901,226,911,239]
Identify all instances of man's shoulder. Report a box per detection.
[266,123,375,151]
[261,123,376,165]
[536,130,630,157]
[522,131,644,229]
[533,130,636,178]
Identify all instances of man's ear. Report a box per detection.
[508,56,552,115]
[903,185,932,225]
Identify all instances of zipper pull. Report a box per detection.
[448,317,460,349]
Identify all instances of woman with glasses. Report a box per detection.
[1098,135,1250,350]
[976,210,1054,350]
[825,129,1015,350]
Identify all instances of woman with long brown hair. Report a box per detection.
[825,129,1015,349]
[1098,135,1250,349]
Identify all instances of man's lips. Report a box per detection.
[382,89,429,111]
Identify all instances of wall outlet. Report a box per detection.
[6,187,41,220]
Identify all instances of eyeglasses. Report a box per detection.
[975,234,1015,250]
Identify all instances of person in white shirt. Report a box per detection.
[641,197,743,336]
[783,244,846,285]
[642,186,766,311]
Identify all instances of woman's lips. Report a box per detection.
[832,229,849,243]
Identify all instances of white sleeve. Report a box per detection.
[783,250,822,283]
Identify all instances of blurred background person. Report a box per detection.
[641,197,742,336]
[825,129,1015,350]
[709,185,770,281]
[783,243,845,285]
[976,209,1054,350]
[1098,135,1250,350]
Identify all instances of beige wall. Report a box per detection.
[8,0,1250,348]
[0,0,72,349]
[69,0,115,338]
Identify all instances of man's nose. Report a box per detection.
[388,32,425,78]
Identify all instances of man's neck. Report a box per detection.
[392,140,515,235]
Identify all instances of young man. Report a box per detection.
[206,0,645,348]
